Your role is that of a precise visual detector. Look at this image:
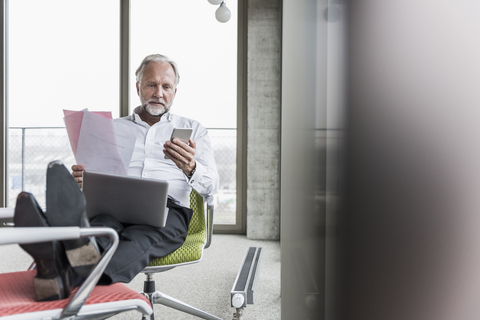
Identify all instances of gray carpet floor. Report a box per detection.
[0,234,280,320]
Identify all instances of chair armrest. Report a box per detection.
[0,208,14,220]
[61,227,119,318]
[0,226,82,245]
[205,204,214,249]
[0,208,14,227]
[0,226,119,319]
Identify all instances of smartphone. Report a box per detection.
[164,128,193,159]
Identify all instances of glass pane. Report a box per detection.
[7,0,119,207]
[209,129,236,224]
[131,0,238,224]
[8,128,75,207]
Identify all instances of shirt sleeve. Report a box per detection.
[186,125,219,200]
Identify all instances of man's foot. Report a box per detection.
[44,160,100,277]
[13,192,74,301]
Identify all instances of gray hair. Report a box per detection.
[135,54,180,86]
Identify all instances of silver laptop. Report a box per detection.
[82,171,169,228]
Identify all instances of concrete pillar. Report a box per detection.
[246,0,281,240]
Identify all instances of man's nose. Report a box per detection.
[154,86,163,98]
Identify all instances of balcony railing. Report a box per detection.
[7,127,237,224]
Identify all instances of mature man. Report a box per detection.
[14,54,219,301]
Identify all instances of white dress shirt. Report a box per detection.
[115,106,219,208]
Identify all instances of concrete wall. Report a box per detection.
[246,0,282,240]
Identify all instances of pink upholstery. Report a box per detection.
[0,270,150,317]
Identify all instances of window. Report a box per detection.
[131,0,239,225]
[7,0,119,207]
[3,0,243,231]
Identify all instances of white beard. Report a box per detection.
[145,103,166,116]
[141,98,172,117]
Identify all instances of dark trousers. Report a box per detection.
[90,199,193,284]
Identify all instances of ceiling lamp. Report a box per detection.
[207,0,231,23]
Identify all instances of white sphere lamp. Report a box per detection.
[207,0,223,5]
[215,2,231,23]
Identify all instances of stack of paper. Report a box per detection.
[64,109,136,175]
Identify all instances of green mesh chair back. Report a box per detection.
[147,190,206,267]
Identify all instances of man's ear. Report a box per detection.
[136,82,140,95]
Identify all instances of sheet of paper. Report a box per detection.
[63,109,113,155]
[65,110,135,175]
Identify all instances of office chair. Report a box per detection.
[0,191,221,320]
[139,190,222,320]
[0,226,152,320]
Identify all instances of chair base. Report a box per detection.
[140,278,223,320]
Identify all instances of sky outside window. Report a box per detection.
[8,0,120,127]
[130,0,238,129]
[8,0,237,129]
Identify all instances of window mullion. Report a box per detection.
[120,0,130,117]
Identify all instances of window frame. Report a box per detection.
[1,0,246,233]
[1,0,6,208]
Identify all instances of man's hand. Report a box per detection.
[164,138,197,177]
[71,164,85,188]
